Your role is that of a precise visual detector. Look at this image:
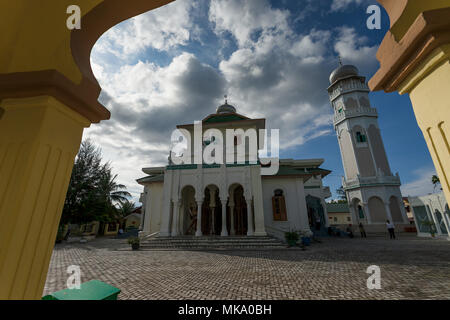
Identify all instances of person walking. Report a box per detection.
[386,220,396,239]
[359,222,367,238]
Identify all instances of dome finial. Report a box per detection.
[216,95,236,114]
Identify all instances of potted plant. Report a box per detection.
[285,231,299,247]
[299,230,312,246]
[128,237,140,250]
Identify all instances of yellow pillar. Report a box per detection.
[369,1,450,203]
[0,96,90,299]
[0,0,172,300]
[398,45,450,202]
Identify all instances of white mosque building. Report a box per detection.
[328,63,410,232]
[137,101,332,240]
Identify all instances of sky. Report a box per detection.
[86,0,438,203]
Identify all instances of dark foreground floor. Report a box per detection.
[44,235,450,300]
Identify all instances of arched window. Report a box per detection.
[356,131,367,143]
[358,205,364,219]
[272,189,287,221]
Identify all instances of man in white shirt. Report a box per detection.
[386,220,395,239]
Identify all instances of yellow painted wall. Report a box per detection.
[125,216,141,229]
[399,45,450,206]
[328,213,352,225]
[104,223,119,236]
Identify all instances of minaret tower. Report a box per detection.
[327,62,409,232]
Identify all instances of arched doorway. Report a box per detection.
[229,184,248,236]
[435,210,448,235]
[306,195,325,231]
[202,185,221,236]
[389,196,403,223]
[368,197,386,223]
[180,186,196,235]
[352,198,365,223]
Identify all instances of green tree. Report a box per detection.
[117,200,136,218]
[432,175,441,192]
[61,140,131,225]
[336,186,348,203]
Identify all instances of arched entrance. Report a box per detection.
[368,197,387,223]
[180,186,196,236]
[389,196,404,223]
[202,185,222,236]
[229,184,248,236]
[352,198,365,223]
[306,195,325,231]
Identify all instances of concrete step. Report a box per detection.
[141,235,286,249]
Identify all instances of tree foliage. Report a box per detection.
[336,186,348,203]
[61,140,131,225]
[432,175,441,192]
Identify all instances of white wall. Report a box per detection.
[261,177,310,240]
[142,182,164,235]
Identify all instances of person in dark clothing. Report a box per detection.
[386,220,396,239]
[359,223,367,238]
[315,217,321,231]
[346,224,354,238]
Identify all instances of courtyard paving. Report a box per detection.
[43,235,450,300]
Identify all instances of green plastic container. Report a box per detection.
[42,280,121,300]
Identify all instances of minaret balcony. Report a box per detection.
[333,107,378,125]
[343,173,401,190]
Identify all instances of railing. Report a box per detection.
[140,231,159,241]
[329,78,370,101]
[343,173,401,190]
[334,107,378,124]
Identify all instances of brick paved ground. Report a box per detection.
[43,236,450,300]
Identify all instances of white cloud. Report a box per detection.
[330,0,372,12]
[88,52,227,201]
[88,0,384,201]
[93,0,195,60]
[334,26,378,73]
[209,0,291,47]
[401,166,438,197]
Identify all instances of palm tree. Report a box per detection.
[98,166,132,204]
[432,175,441,192]
[118,200,136,218]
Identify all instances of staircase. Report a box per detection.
[140,235,287,250]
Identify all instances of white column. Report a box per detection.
[430,208,442,236]
[363,202,372,224]
[195,200,203,237]
[220,199,228,236]
[210,204,215,235]
[246,199,254,236]
[385,203,394,226]
[159,170,173,237]
[321,198,330,227]
[171,200,180,237]
[251,167,267,236]
[229,202,235,235]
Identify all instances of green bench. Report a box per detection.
[42,280,121,300]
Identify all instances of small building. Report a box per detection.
[408,192,450,239]
[123,213,141,230]
[402,197,415,224]
[326,203,352,226]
